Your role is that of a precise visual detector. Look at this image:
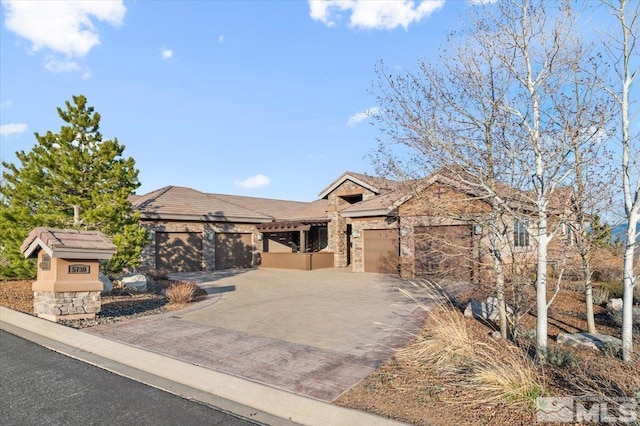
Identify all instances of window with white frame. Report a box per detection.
[514,219,530,247]
[565,223,574,245]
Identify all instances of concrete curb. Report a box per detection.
[0,307,405,426]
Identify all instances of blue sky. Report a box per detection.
[0,0,483,201]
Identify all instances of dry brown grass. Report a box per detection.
[397,281,546,408]
[398,304,475,370]
[469,345,546,408]
[164,280,199,305]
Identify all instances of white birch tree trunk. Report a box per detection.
[605,0,640,362]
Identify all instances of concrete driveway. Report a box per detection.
[86,268,467,401]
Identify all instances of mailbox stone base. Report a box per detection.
[34,290,101,322]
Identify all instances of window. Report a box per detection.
[340,194,363,204]
[565,223,576,245]
[319,227,328,250]
[514,220,529,247]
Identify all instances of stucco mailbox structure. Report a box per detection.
[21,227,117,322]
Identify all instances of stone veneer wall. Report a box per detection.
[326,180,376,268]
[138,220,261,271]
[34,291,101,321]
[350,217,400,273]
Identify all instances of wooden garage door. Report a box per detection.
[215,233,253,270]
[414,225,471,281]
[364,229,399,273]
[156,232,203,272]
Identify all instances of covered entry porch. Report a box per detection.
[257,220,334,270]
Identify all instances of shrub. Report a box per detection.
[164,281,199,305]
[591,287,610,306]
[600,281,624,299]
[602,341,622,358]
[544,346,579,369]
[147,268,170,281]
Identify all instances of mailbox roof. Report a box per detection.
[21,227,117,260]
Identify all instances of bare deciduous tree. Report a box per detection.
[372,21,526,340]
[602,0,640,362]
[554,48,616,334]
[373,0,615,360]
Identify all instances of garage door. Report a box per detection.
[156,232,203,272]
[215,233,253,270]
[414,225,471,280]
[364,229,399,273]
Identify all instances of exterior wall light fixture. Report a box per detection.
[352,230,360,238]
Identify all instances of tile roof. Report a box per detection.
[287,199,328,221]
[132,186,271,222]
[132,186,326,223]
[212,193,310,220]
[132,169,563,224]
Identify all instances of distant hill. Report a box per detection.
[611,222,640,244]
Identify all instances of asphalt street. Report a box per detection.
[0,330,258,426]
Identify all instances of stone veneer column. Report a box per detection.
[34,291,101,322]
[328,211,348,267]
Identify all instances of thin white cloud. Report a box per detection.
[234,174,271,189]
[347,106,380,126]
[161,48,174,59]
[43,57,91,78]
[219,34,224,43]
[0,99,12,109]
[2,0,126,57]
[309,0,444,30]
[0,123,28,137]
[44,57,81,73]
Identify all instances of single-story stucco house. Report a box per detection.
[132,170,576,280]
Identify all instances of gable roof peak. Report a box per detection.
[318,171,401,198]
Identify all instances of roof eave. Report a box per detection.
[23,238,53,259]
[51,248,117,259]
[341,208,393,218]
[139,212,270,223]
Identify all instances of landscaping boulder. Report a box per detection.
[99,273,113,294]
[121,273,147,292]
[464,297,513,322]
[607,298,623,312]
[557,332,622,352]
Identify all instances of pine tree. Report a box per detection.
[0,95,147,278]
[588,214,613,248]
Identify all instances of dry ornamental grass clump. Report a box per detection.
[397,281,546,408]
[164,281,199,305]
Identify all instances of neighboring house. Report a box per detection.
[132,170,577,280]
